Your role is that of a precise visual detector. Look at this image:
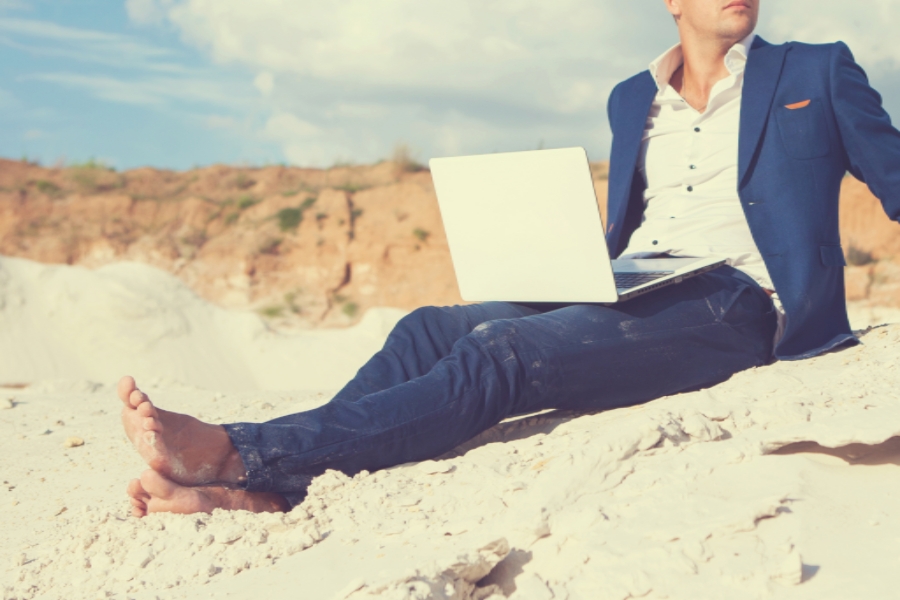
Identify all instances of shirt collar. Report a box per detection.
[648,32,756,91]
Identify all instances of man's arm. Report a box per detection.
[831,41,900,222]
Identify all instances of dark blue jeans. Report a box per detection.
[224,267,776,505]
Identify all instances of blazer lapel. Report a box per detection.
[607,71,657,243]
[739,37,790,187]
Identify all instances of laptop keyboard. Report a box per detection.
[614,271,673,290]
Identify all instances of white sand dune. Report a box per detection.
[0,256,405,391]
[1,255,899,600]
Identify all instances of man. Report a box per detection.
[124,0,900,516]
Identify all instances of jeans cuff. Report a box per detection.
[222,423,274,493]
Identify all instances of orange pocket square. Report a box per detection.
[785,99,811,110]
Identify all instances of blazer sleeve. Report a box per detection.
[830,41,900,222]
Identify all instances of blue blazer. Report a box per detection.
[606,36,900,360]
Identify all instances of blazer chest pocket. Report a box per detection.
[776,100,831,159]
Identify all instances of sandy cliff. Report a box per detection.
[0,158,896,326]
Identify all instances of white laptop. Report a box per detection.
[429,147,725,304]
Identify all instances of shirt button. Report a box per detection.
[687,186,694,192]
[652,240,659,245]
[694,127,701,133]
[689,164,697,170]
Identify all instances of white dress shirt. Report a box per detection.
[621,33,785,337]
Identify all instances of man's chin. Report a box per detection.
[718,20,756,42]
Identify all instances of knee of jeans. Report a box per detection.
[469,319,521,362]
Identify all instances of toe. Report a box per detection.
[127,477,149,518]
[140,469,179,500]
[127,478,150,501]
[136,400,158,419]
[129,389,150,409]
[142,416,161,432]
[117,376,137,404]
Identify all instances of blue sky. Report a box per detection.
[0,0,277,168]
[2,0,900,170]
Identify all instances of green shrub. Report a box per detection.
[70,158,111,170]
[181,230,208,248]
[393,143,426,173]
[277,207,302,231]
[276,197,317,231]
[71,169,98,191]
[259,305,284,319]
[284,291,303,315]
[342,302,359,318]
[335,183,368,193]
[68,158,117,192]
[35,180,61,195]
[412,228,430,242]
[238,195,259,210]
[846,246,875,267]
[234,173,255,190]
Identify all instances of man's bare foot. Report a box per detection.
[127,470,289,517]
[118,376,247,486]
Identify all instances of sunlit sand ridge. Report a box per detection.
[1,255,899,600]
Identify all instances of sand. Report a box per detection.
[1,254,900,600]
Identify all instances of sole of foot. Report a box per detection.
[127,470,289,517]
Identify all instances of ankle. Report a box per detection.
[218,444,248,484]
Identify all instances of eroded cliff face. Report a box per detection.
[0,158,896,327]
[839,176,900,305]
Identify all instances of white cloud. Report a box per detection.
[760,0,900,69]
[28,72,253,108]
[125,0,176,25]
[133,0,671,164]
[0,16,191,73]
[253,71,274,96]
[262,112,320,163]
[0,17,257,109]
[120,1,900,166]
[167,1,614,85]
[264,112,319,140]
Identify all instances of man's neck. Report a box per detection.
[671,31,743,113]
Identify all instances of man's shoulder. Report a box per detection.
[607,70,654,124]
[611,70,653,95]
[781,39,847,60]
[608,70,653,112]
